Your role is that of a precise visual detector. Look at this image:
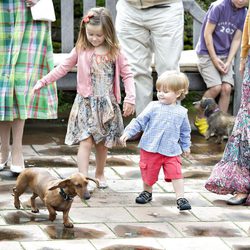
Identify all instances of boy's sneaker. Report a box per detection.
[135,191,152,204]
[194,116,208,136]
[177,198,191,211]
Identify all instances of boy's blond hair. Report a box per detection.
[156,71,189,100]
[76,7,119,60]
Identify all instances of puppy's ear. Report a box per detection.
[48,179,71,190]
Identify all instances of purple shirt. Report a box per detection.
[196,0,247,56]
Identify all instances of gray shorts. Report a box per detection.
[197,55,234,88]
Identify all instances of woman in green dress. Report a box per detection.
[0,0,57,173]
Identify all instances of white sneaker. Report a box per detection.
[0,153,11,171]
[10,164,25,174]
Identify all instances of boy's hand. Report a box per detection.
[32,80,44,95]
[182,149,190,158]
[123,102,135,117]
[120,134,129,147]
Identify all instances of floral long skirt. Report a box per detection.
[205,57,250,205]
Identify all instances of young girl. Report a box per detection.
[33,7,135,198]
[120,71,191,210]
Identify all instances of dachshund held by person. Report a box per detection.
[13,168,99,228]
[194,98,235,143]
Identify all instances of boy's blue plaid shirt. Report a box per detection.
[124,101,191,156]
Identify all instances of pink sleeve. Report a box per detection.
[41,48,78,85]
[118,51,136,104]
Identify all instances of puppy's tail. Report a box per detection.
[86,177,99,188]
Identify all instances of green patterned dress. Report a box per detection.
[0,0,57,121]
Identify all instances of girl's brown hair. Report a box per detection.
[76,7,119,60]
[156,71,189,100]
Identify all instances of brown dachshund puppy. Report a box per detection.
[13,168,99,228]
[194,98,235,143]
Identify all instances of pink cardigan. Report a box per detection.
[41,48,136,104]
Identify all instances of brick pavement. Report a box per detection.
[0,121,249,250]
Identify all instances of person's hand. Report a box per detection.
[212,57,226,74]
[223,61,231,74]
[182,149,190,158]
[123,102,135,117]
[239,59,246,78]
[25,0,39,7]
[120,134,129,147]
[32,80,44,95]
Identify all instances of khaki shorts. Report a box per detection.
[197,55,234,88]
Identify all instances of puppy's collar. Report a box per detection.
[206,107,220,117]
[213,108,220,113]
[59,188,74,201]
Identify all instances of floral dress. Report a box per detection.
[205,56,250,205]
[65,53,124,148]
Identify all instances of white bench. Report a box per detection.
[53,49,205,90]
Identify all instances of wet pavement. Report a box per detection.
[0,119,250,250]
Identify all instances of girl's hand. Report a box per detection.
[123,102,135,117]
[120,134,128,147]
[32,80,44,95]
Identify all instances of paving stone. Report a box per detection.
[90,238,164,250]
[0,242,23,250]
[200,192,233,206]
[106,179,163,193]
[222,237,250,249]
[157,237,230,250]
[31,145,78,156]
[86,191,151,207]
[0,216,6,226]
[234,222,250,236]
[191,207,250,221]
[126,206,198,222]
[23,145,38,157]
[40,223,116,239]
[171,221,247,237]
[69,207,137,223]
[152,192,213,207]
[21,240,96,250]
[0,210,64,227]
[24,155,77,168]
[107,222,182,238]
[0,225,49,241]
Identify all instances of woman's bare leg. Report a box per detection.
[11,119,25,167]
[94,142,108,182]
[77,137,93,175]
[0,121,11,164]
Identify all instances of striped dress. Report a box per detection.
[0,0,57,121]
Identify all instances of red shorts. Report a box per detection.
[139,149,183,186]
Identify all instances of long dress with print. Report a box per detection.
[205,57,250,205]
[0,0,57,120]
[65,53,124,148]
